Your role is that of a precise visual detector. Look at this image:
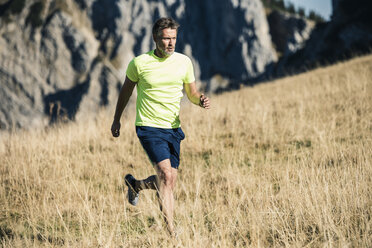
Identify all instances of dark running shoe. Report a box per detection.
[124,174,139,206]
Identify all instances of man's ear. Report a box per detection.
[152,34,157,42]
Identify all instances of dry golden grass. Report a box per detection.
[1,55,371,247]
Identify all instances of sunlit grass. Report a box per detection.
[1,55,371,247]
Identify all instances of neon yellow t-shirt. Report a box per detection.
[126,50,195,128]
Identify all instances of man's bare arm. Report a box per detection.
[111,76,136,137]
[184,82,210,109]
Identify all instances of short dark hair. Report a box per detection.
[152,17,180,38]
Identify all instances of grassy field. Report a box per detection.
[1,55,371,247]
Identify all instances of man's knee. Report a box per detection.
[161,170,174,186]
[156,159,178,189]
[157,167,172,186]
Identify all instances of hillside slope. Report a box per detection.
[0,55,371,247]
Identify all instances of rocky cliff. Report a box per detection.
[0,0,277,130]
[275,0,372,75]
[2,0,369,131]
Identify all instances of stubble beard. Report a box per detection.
[157,44,174,57]
[160,48,174,57]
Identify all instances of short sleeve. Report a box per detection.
[183,57,195,84]
[126,59,139,82]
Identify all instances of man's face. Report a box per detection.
[155,28,177,57]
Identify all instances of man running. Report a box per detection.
[111,17,210,235]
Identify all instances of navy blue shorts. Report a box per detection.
[136,126,185,169]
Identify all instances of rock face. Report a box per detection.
[0,0,277,130]
[276,0,372,75]
[177,0,277,90]
[0,0,123,130]
[268,10,314,57]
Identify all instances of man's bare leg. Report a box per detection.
[155,159,177,234]
[128,159,177,234]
